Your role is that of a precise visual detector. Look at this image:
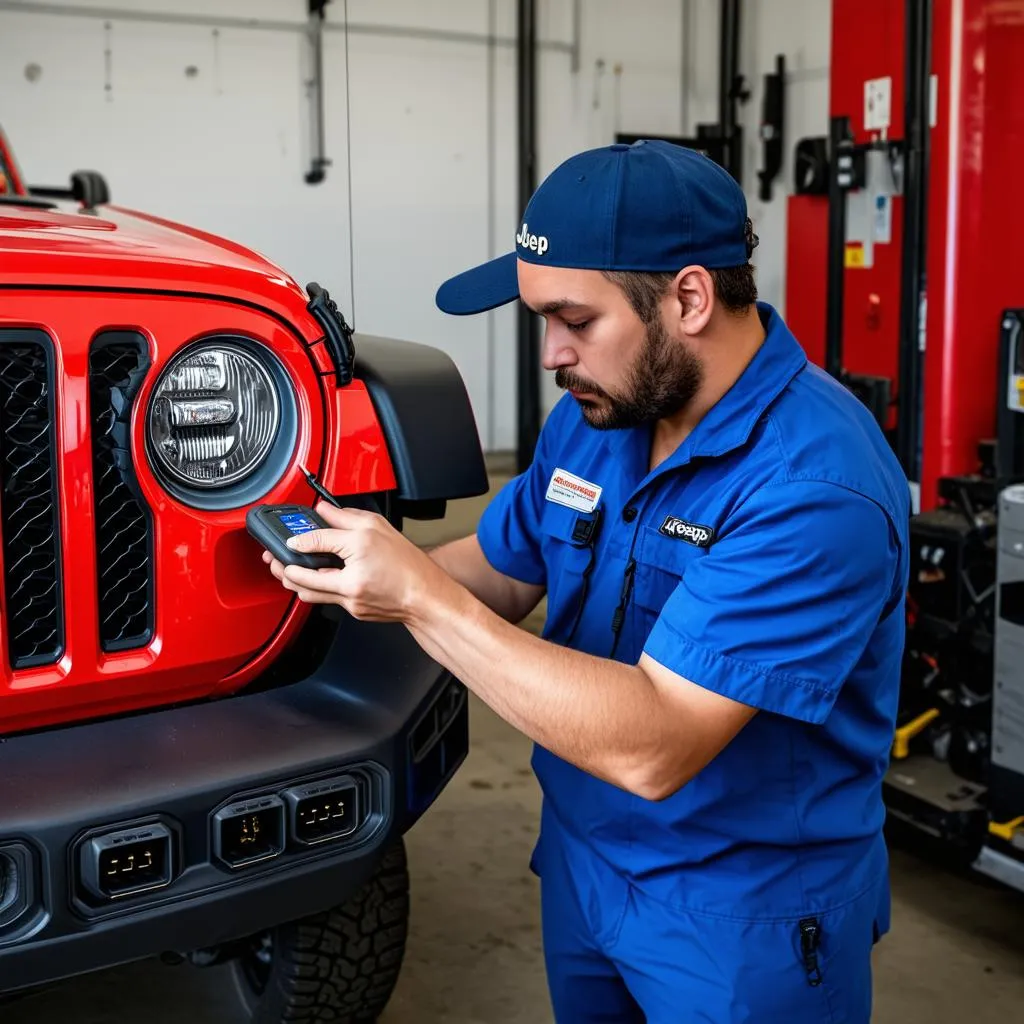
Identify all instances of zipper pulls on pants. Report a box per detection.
[798,918,823,987]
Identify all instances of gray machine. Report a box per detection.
[994,485,1024,780]
[976,484,1024,888]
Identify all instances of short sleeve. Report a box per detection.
[642,480,902,724]
[475,399,567,587]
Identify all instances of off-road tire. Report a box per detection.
[231,839,410,1023]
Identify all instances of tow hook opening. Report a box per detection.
[282,774,361,847]
[0,843,35,933]
[79,823,175,901]
[212,796,286,870]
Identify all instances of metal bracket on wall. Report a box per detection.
[756,55,785,202]
[717,0,749,183]
[304,0,332,185]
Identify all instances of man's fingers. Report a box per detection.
[281,563,344,594]
[290,586,338,606]
[285,504,388,558]
[285,526,344,555]
[268,560,343,610]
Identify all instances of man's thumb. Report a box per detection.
[285,527,336,553]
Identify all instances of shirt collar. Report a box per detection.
[603,302,807,486]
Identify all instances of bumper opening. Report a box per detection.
[79,821,176,902]
[283,773,362,847]
[212,798,286,871]
[408,678,468,815]
[0,843,35,936]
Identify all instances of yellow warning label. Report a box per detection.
[845,243,866,269]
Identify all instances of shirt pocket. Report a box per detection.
[538,501,601,642]
[633,524,707,617]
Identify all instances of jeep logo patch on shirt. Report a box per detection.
[659,515,714,547]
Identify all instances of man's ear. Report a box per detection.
[670,266,715,336]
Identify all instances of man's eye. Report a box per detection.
[565,320,590,333]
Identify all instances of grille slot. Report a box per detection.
[90,332,153,652]
[0,331,63,669]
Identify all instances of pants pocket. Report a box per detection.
[611,882,885,1024]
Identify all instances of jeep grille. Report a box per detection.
[90,333,154,651]
[0,331,63,669]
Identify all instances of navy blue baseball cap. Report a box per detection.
[435,139,757,316]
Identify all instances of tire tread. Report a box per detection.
[239,841,410,1024]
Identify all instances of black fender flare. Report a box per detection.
[353,334,489,519]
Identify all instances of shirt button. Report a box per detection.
[623,507,638,522]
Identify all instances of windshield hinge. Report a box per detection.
[306,281,355,386]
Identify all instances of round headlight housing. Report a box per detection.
[146,339,296,508]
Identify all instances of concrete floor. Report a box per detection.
[8,477,1024,1022]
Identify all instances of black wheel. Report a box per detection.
[230,839,410,1023]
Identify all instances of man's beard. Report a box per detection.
[555,319,703,430]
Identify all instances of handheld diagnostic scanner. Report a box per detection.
[246,504,344,570]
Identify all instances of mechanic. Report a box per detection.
[264,139,911,1022]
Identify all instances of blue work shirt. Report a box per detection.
[477,302,910,926]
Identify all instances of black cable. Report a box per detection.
[609,558,637,660]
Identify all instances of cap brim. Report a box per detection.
[435,251,519,315]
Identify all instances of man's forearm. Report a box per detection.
[405,570,678,799]
[428,535,543,625]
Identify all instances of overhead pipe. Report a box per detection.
[0,1,577,54]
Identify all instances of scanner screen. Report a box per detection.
[279,512,319,536]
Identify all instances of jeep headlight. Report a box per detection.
[147,341,281,490]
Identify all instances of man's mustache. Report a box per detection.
[555,368,610,400]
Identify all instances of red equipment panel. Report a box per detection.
[829,0,906,137]
[921,0,1024,508]
[831,0,905,436]
[787,0,906,434]
[784,196,828,370]
[786,0,1024,511]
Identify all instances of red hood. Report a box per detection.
[0,202,318,337]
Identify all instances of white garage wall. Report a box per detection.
[669,0,832,317]
[734,0,832,314]
[0,0,832,451]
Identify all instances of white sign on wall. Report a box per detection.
[864,76,892,131]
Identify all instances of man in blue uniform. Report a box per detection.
[267,140,911,1021]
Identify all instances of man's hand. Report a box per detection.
[262,504,448,623]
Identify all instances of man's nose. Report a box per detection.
[541,327,578,372]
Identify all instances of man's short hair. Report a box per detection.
[603,264,757,323]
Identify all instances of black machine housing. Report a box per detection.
[887,310,1024,866]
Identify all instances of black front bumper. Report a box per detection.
[0,613,468,992]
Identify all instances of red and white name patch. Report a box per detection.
[545,467,602,513]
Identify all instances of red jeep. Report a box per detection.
[0,126,486,1020]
